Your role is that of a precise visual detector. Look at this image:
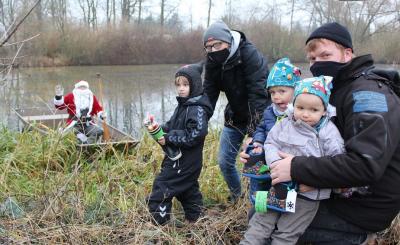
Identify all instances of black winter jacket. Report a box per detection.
[162,94,213,172]
[292,55,400,232]
[203,31,270,136]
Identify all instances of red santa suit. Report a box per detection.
[54,81,103,124]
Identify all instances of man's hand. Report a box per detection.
[158,137,166,145]
[270,151,294,185]
[239,151,249,163]
[239,137,254,163]
[55,84,64,96]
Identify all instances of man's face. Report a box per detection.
[204,40,230,53]
[306,39,352,65]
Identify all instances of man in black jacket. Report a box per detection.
[269,22,400,244]
[203,20,270,201]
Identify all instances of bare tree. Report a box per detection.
[207,0,212,27]
[298,0,399,43]
[78,0,98,30]
[106,0,117,26]
[46,0,67,33]
[160,0,165,27]
[137,0,143,24]
[121,0,138,23]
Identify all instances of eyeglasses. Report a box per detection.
[204,41,224,52]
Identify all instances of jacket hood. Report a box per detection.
[175,62,204,97]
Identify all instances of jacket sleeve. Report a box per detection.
[91,95,104,115]
[322,121,346,157]
[241,43,270,136]
[164,106,209,148]
[203,70,220,113]
[291,86,400,188]
[54,93,69,110]
[252,117,267,144]
[264,122,283,166]
[253,107,276,143]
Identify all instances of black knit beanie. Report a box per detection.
[175,63,204,97]
[306,22,353,51]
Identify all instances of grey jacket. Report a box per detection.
[264,106,345,200]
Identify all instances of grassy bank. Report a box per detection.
[0,127,398,244]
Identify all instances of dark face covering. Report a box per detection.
[207,48,230,64]
[310,61,348,80]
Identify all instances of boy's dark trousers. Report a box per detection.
[147,159,203,225]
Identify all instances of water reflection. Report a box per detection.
[0,64,227,138]
[0,63,398,139]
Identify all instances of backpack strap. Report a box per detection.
[362,68,400,97]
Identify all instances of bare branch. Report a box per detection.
[0,0,41,47]
[3,33,40,47]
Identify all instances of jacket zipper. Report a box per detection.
[316,132,323,200]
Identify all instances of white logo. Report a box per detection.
[159,205,167,217]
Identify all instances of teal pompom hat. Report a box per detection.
[266,58,302,89]
[294,76,333,107]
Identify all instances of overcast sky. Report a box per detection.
[69,0,302,29]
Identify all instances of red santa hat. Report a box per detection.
[74,80,89,89]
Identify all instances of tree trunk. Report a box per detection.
[138,0,142,24]
[161,0,165,27]
[207,0,212,27]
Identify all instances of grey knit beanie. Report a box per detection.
[203,20,232,45]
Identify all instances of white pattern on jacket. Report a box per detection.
[264,105,345,200]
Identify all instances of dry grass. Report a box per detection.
[0,128,252,244]
[0,127,398,244]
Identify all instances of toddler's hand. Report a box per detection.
[157,137,165,145]
[251,142,263,154]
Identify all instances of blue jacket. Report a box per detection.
[252,105,279,144]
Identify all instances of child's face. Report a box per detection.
[175,76,190,97]
[294,93,326,127]
[269,86,294,111]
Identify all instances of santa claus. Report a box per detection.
[54,80,105,143]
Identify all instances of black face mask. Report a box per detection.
[207,48,230,64]
[310,61,347,79]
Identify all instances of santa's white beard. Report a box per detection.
[73,88,93,117]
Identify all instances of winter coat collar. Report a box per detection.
[332,54,374,93]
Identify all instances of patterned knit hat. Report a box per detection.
[266,58,301,89]
[294,76,333,107]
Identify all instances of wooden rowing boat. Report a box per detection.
[14,107,138,149]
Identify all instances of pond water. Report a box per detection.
[0,63,398,138]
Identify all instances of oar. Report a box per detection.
[97,73,110,141]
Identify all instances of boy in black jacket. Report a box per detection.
[147,63,213,225]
